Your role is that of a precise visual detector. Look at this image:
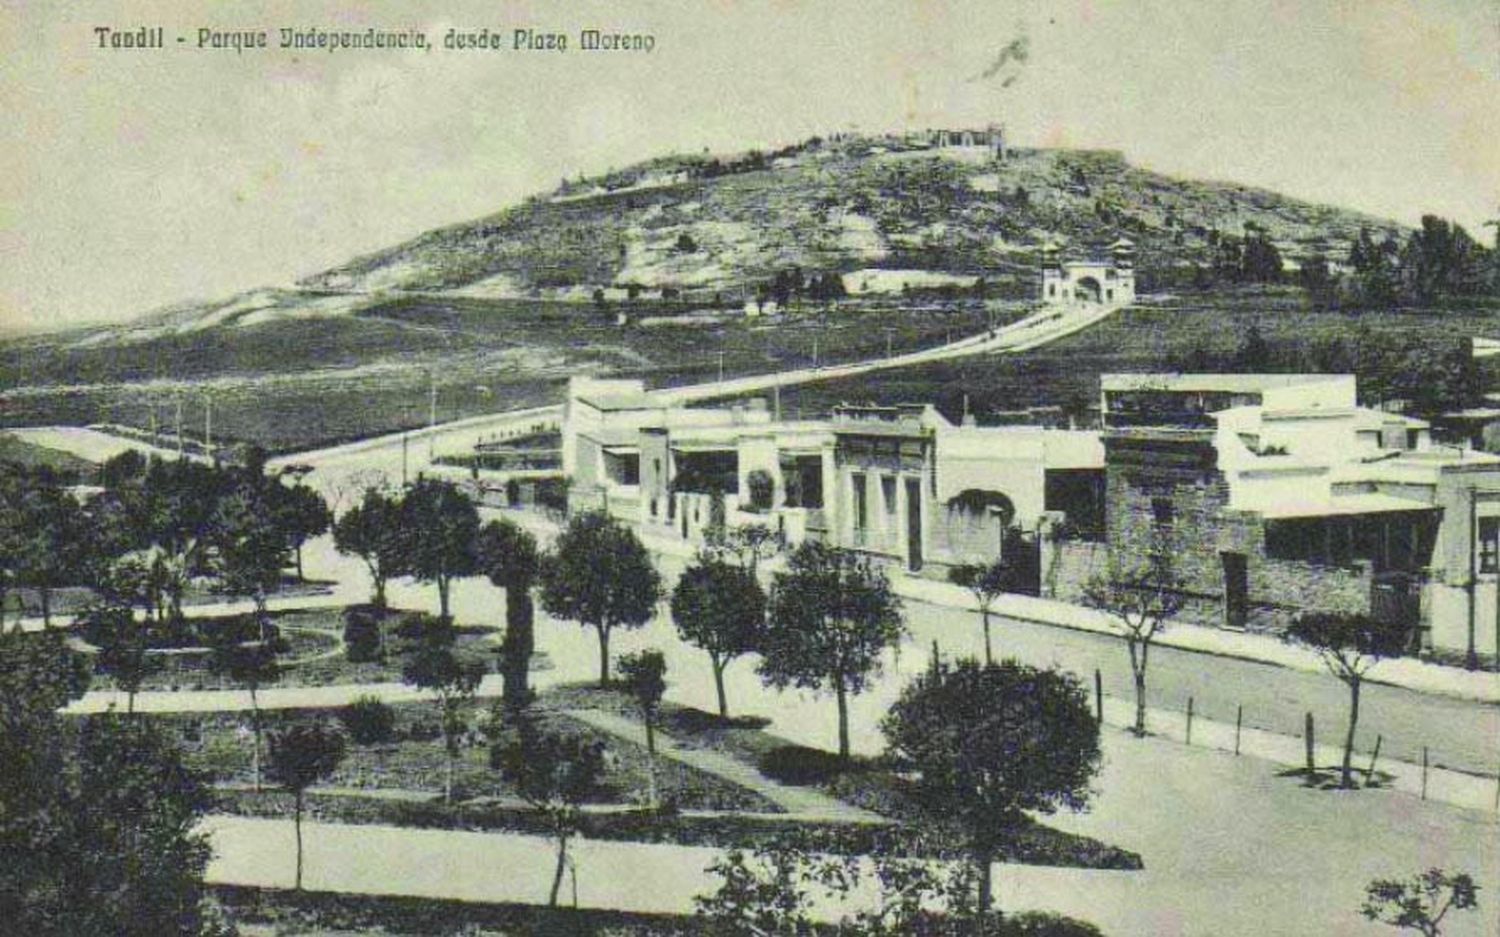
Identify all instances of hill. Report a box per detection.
[0,133,1440,451]
[304,137,1402,302]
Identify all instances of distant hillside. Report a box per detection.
[303,136,1404,302]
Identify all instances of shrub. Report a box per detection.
[339,696,396,746]
[342,605,385,663]
[394,612,453,645]
[757,745,856,786]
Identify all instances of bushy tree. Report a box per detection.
[267,721,348,890]
[333,488,405,609]
[1,632,225,936]
[396,478,481,622]
[1362,868,1480,936]
[84,600,161,714]
[761,542,906,761]
[14,480,89,626]
[213,482,290,643]
[1285,611,1408,788]
[883,658,1101,912]
[1082,554,1182,736]
[671,555,765,718]
[273,481,331,581]
[539,512,662,687]
[476,518,541,710]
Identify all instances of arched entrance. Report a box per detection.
[1074,276,1103,303]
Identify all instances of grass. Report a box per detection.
[141,700,780,813]
[0,431,98,478]
[701,287,1500,422]
[535,684,1142,871]
[0,295,1016,452]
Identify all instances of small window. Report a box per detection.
[1480,517,1499,574]
[1405,430,1419,450]
[1151,497,1174,528]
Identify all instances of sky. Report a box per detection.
[1,0,1497,333]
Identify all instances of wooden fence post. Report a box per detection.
[1185,696,1194,746]
[1420,747,1429,801]
[1364,735,1382,786]
[1234,704,1243,756]
[1094,668,1104,725]
[1304,712,1315,776]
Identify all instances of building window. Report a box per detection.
[1151,497,1174,528]
[1406,430,1420,450]
[1480,517,1499,574]
[852,472,867,530]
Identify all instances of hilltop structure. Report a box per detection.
[1040,238,1136,306]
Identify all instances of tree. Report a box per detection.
[402,629,488,802]
[695,843,1104,936]
[498,718,605,907]
[618,649,667,806]
[1,632,226,936]
[207,632,280,790]
[1362,869,1480,936]
[333,487,405,609]
[273,481,331,581]
[84,600,161,715]
[396,478,481,622]
[14,481,88,626]
[948,559,1013,666]
[476,518,541,710]
[882,658,1101,914]
[213,482,289,643]
[1082,554,1182,736]
[1285,611,1408,788]
[760,542,906,761]
[266,721,348,890]
[539,511,662,687]
[671,555,765,718]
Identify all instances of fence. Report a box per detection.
[1085,666,1500,814]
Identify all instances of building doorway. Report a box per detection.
[905,478,923,572]
[1221,552,1248,630]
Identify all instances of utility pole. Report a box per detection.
[718,350,725,383]
[428,371,438,460]
[148,404,158,447]
[812,336,819,368]
[175,396,184,459]
[204,393,213,460]
[884,327,894,359]
[402,433,410,488]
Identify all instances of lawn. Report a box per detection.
[0,431,98,479]
[81,605,502,693]
[158,698,780,814]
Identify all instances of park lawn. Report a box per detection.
[538,685,1141,871]
[83,605,507,693]
[155,700,780,814]
[8,575,334,624]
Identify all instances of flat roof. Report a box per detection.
[1258,493,1438,519]
[1101,373,1350,394]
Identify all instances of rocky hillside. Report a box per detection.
[303,135,1403,302]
